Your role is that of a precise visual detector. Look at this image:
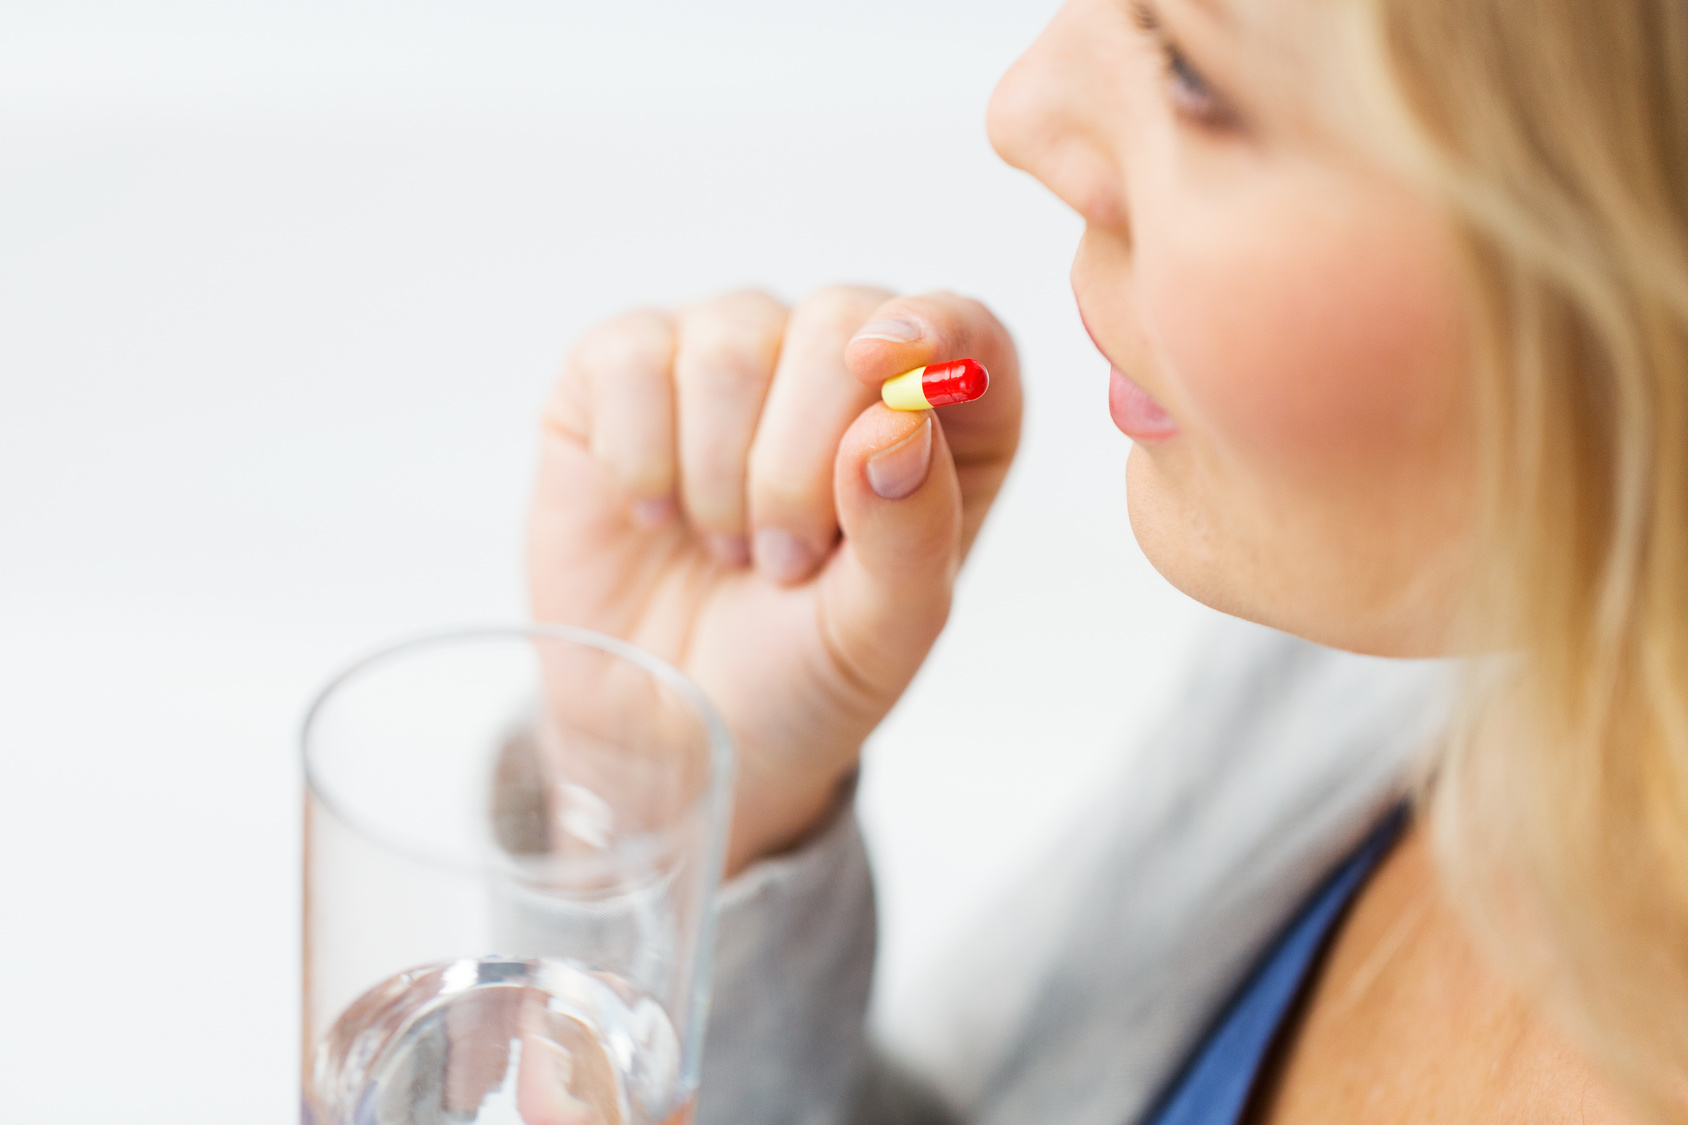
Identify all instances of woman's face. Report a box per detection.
[989,0,1476,657]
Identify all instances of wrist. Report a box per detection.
[723,760,858,878]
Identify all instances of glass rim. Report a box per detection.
[299,623,737,879]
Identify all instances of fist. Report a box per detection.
[529,287,1021,872]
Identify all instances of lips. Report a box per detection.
[1108,366,1180,441]
[1075,301,1180,442]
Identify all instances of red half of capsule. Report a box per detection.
[922,358,989,406]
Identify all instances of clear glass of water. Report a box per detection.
[301,627,734,1125]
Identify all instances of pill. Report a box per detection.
[880,358,989,411]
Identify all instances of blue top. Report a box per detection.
[1140,806,1409,1125]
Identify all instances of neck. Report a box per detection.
[1247,821,1634,1125]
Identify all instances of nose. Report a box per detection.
[987,0,1131,232]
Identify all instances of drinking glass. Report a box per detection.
[301,627,734,1125]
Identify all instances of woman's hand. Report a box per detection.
[529,286,1021,874]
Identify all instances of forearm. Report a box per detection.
[699,782,878,1125]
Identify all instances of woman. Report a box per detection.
[527,0,1688,1121]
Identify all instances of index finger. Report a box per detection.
[842,292,1023,546]
[842,293,1021,433]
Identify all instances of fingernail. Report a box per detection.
[850,316,924,345]
[631,497,677,529]
[707,533,751,567]
[866,416,933,500]
[755,528,818,583]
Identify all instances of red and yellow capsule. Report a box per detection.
[880,358,989,411]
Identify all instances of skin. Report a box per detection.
[1243,828,1626,1125]
[990,0,1475,659]
[526,0,1631,1117]
[529,288,1022,874]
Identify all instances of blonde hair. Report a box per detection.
[1342,1,1688,1117]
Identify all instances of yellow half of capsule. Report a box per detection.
[880,366,931,411]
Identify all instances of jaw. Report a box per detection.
[1124,442,1465,658]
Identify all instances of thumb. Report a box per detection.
[819,403,964,701]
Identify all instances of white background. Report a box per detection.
[0,2,1217,1119]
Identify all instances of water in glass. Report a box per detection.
[307,957,694,1125]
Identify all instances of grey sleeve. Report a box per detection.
[696,790,879,1125]
[966,621,1453,1125]
[849,1049,962,1125]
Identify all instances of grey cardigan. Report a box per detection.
[698,618,1452,1125]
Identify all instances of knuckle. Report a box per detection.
[690,289,786,337]
[797,285,893,336]
[679,316,777,393]
[956,293,995,326]
[682,483,744,529]
[715,287,788,319]
[916,290,969,328]
[920,291,1009,353]
[570,309,674,381]
[750,424,825,482]
[963,296,1011,342]
[750,465,816,516]
[688,437,747,488]
[621,461,674,498]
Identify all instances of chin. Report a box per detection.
[1123,444,1241,616]
[1122,446,1439,657]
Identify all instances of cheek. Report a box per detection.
[1140,181,1467,487]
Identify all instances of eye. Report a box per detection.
[1130,0,1241,131]
[1163,43,1233,126]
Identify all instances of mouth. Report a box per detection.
[1108,366,1180,442]
[1075,298,1180,443]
